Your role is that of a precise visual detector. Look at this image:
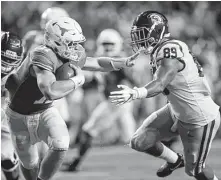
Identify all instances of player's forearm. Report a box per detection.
[40,80,76,100]
[144,79,165,97]
[97,57,127,71]
[41,75,85,101]
[135,79,164,99]
[83,57,128,72]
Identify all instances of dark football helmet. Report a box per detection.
[1,31,23,75]
[130,11,170,54]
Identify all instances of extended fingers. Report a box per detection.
[117,84,130,90]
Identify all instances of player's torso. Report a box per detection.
[151,39,219,125]
[6,45,63,115]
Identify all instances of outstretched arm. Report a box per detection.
[82,50,142,72]
[110,58,182,105]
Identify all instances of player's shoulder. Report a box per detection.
[153,39,189,60]
[31,45,59,73]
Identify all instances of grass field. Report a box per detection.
[2,140,221,180]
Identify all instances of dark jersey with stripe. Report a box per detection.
[5,45,62,115]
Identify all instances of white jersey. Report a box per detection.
[1,73,12,131]
[151,39,220,126]
[1,74,11,109]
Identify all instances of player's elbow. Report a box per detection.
[154,79,165,93]
[39,84,58,101]
[44,92,56,101]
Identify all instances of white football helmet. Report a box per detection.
[96,29,123,57]
[40,7,70,29]
[44,17,86,62]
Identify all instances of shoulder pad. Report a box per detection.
[155,41,184,61]
[31,46,58,73]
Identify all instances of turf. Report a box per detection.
[55,140,221,180]
[2,140,221,180]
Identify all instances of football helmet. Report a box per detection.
[40,7,70,29]
[1,31,23,75]
[96,29,123,57]
[44,17,86,63]
[130,11,170,54]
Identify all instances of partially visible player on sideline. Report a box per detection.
[110,11,220,180]
[1,31,24,180]
[5,17,141,180]
[66,29,136,172]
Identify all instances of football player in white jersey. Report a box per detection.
[1,31,24,180]
[110,11,220,180]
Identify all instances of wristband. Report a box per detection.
[133,87,148,99]
[69,76,85,89]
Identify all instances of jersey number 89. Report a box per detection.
[163,47,177,58]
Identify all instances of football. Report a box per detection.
[55,63,76,80]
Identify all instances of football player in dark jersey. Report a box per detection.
[110,11,220,180]
[1,31,23,180]
[22,7,74,163]
[5,17,141,180]
[66,29,136,172]
[23,7,94,149]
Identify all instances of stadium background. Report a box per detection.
[1,1,221,180]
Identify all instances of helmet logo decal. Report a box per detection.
[53,22,69,36]
[149,13,163,24]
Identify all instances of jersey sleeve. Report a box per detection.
[31,47,57,73]
[155,42,184,61]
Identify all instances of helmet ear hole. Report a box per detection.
[54,41,61,46]
[54,47,58,53]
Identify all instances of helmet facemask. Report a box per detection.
[57,39,86,62]
[130,23,166,54]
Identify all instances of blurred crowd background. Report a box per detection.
[2,1,221,144]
